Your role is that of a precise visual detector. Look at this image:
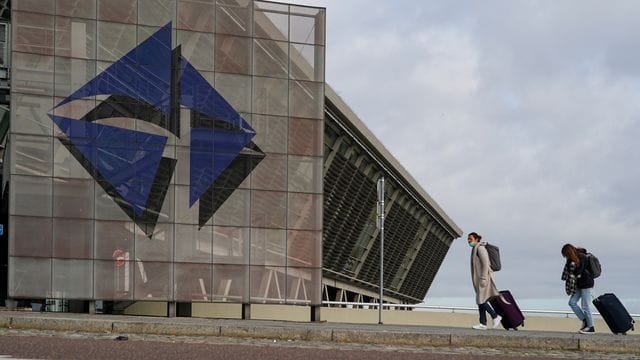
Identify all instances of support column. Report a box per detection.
[89,301,96,315]
[242,303,251,320]
[167,301,176,318]
[310,305,321,322]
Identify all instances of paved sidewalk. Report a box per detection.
[0,310,638,355]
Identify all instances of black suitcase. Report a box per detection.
[592,293,635,335]
[489,290,525,330]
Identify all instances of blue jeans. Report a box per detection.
[568,287,593,327]
[478,302,497,325]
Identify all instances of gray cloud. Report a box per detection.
[291,0,640,306]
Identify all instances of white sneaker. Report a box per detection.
[472,324,487,330]
[492,315,503,329]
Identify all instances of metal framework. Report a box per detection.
[322,92,462,304]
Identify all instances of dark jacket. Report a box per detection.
[575,253,594,289]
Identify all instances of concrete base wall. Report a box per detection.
[191,303,242,319]
[251,304,310,322]
[122,302,310,322]
[123,302,167,317]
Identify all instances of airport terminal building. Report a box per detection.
[0,0,461,316]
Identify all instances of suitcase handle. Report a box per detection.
[498,294,512,306]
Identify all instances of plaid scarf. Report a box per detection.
[561,261,577,296]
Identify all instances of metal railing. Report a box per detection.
[322,301,640,320]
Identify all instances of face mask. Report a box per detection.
[468,241,476,248]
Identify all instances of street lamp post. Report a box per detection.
[376,177,385,325]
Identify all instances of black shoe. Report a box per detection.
[579,326,595,334]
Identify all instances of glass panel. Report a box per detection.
[214,73,251,113]
[11,134,53,176]
[252,77,287,116]
[250,154,286,191]
[215,34,251,75]
[98,0,137,23]
[178,0,215,33]
[95,181,132,221]
[288,156,322,194]
[12,93,53,136]
[253,39,288,78]
[216,0,252,37]
[174,263,212,302]
[52,259,94,299]
[53,177,95,218]
[14,0,55,14]
[9,257,52,298]
[213,188,250,227]
[250,228,285,266]
[13,12,55,55]
[290,6,325,45]
[94,259,134,300]
[287,193,321,230]
[250,190,286,229]
[290,43,324,82]
[10,175,52,217]
[53,137,94,179]
[94,220,135,260]
[174,147,190,185]
[53,97,96,123]
[12,52,55,95]
[133,261,173,300]
[212,264,247,302]
[54,58,97,98]
[55,17,97,59]
[156,184,175,224]
[175,185,198,224]
[250,265,285,303]
[213,226,248,265]
[57,0,97,19]
[53,218,94,259]
[287,230,321,268]
[289,117,322,156]
[97,22,137,62]
[139,0,176,26]
[289,80,323,119]
[136,222,174,262]
[254,2,288,41]
[252,114,287,154]
[286,267,321,305]
[175,224,212,263]
[178,30,214,72]
[10,216,53,258]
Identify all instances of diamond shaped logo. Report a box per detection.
[50,23,265,236]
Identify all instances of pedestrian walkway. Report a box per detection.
[0,310,638,356]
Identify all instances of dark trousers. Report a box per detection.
[478,302,497,325]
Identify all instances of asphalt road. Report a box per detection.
[1,330,637,360]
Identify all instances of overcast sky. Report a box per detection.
[290,0,640,303]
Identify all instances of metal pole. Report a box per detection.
[376,177,385,324]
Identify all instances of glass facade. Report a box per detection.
[8,0,325,306]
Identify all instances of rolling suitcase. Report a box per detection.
[592,293,635,335]
[489,290,525,330]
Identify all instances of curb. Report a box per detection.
[0,314,638,355]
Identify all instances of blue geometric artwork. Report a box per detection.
[49,23,264,236]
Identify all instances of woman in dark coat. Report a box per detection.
[561,243,595,333]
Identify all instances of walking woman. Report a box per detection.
[561,243,595,334]
[468,232,502,330]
